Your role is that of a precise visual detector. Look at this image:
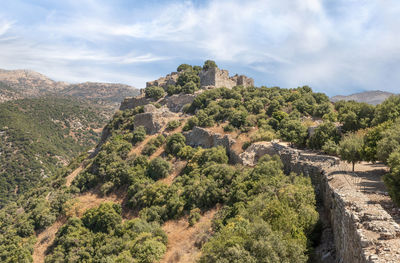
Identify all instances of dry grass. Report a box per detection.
[160,207,219,263]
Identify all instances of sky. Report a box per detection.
[0,0,399,96]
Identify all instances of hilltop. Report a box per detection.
[1,61,400,263]
[331,90,395,105]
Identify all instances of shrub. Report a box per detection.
[147,158,171,180]
[166,85,182,96]
[308,122,340,150]
[177,71,200,88]
[203,60,218,71]
[145,86,165,100]
[82,202,122,233]
[322,140,339,155]
[131,233,167,263]
[132,126,147,144]
[384,151,400,205]
[250,129,276,143]
[223,124,235,132]
[182,81,198,94]
[142,135,165,156]
[182,117,199,131]
[188,208,201,226]
[177,64,192,72]
[100,182,114,196]
[166,133,186,156]
[166,120,181,131]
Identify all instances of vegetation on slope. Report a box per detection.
[0,96,108,206]
[2,61,400,262]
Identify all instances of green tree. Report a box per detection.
[279,119,308,147]
[308,122,340,150]
[182,81,198,94]
[338,132,364,171]
[177,63,192,72]
[376,121,400,163]
[383,151,400,205]
[147,158,171,180]
[145,86,165,100]
[166,133,186,156]
[82,202,122,233]
[203,60,218,71]
[132,126,147,144]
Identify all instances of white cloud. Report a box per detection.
[0,0,399,95]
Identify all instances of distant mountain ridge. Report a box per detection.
[331,90,395,105]
[0,68,139,107]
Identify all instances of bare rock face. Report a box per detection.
[120,95,154,111]
[161,94,195,112]
[134,107,177,134]
[183,126,236,154]
[199,67,254,89]
[237,142,278,166]
[146,72,180,89]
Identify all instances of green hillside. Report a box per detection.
[0,96,108,206]
[1,61,400,263]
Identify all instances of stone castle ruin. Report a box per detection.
[145,66,254,90]
[120,66,254,111]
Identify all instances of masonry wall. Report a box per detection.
[273,143,400,263]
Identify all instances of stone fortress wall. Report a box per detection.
[182,127,400,263]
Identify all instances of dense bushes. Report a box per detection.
[145,86,165,100]
[147,158,171,180]
[200,156,319,263]
[46,204,167,263]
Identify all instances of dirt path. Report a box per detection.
[160,207,218,263]
[329,161,400,222]
[65,166,83,187]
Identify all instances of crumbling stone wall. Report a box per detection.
[183,126,236,157]
[180,128,400,262]
[146,72,180,88]
[119,95,154,111]
[199,67,254,89]
[272,143,400,263]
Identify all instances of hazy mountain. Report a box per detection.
[331,90,395,105]
[0,68,139,107]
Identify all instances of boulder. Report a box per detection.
[183,126,236,154]
[161,94,195,112]
[134,107,177,134]
[119,95,154,111]
[237,142,278,166]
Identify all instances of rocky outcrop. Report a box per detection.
[236,142,278,166]
[134,106,177,134]
[183,127,236,156]
[160,94,195,112]
[119,95,154,111]
[146,72,180,88]
[199,67,254,89]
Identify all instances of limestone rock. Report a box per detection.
[183,126,235,153]
[146,72,180,88]
[237,142,278,166]
[161,94,195,112]
[134,107,177,134]
[119,95,154,111]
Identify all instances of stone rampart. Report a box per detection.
[272,143,400,263]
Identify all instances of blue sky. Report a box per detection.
[0,0,399,96]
